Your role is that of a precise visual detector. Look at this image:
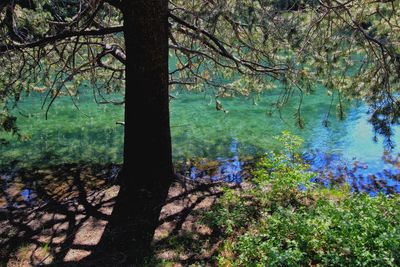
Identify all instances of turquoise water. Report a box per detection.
[171,90,399,172]
[0,88,124,168]
[1,86,399,185]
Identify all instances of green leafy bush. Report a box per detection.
[227,194,400,266]
[252,131,315,206]
[206,132,400,266]
[203,187,259,235]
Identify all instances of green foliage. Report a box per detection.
[0,112,21,144]
[0,1,125,135]
[227,194,400,266]
[252,131,314,197]
[203,188,258,235]
[15,3,52,36]
[206,132,400,266]
[1,0,400,141]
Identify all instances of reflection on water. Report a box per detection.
[0,89,399,194]
[0,90,124,168]
[304,149,400,195]
[214,139,242,183]
[189,139,243,183]
[20,188,35,203]
[1,171,39,208]
[171,91,400,175]
[216,155,242,183]
[184,138,400,195]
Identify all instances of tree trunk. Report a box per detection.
[88,0,173,264]
[122,0,172,193]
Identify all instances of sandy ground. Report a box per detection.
[0,166,227,266]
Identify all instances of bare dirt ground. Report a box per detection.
[0,164,228,266]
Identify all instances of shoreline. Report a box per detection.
[1,152,400,199]
[1,159,400,265]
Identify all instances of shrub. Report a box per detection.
[206,132,400,266]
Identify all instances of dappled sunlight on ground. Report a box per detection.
[1,165,231,266]
[0,164,119,266]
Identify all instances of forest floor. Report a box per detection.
[0,164,236,266]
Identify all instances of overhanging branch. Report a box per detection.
[0,26,124,54]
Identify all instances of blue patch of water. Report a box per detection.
[188,139,243,184]
[20,188,34,203]
[188,138,400,195]
[213,139,242,183]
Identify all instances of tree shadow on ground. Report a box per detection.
[148,179,232,266]
[1,164,231,266]
[0,163,119,266]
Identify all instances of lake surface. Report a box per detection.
[1,87,399,193]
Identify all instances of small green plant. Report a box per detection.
[203,187,258,235]
[252,131,314,204]
[205,131,400,266]
[43,242,49,253]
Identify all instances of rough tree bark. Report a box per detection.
[85,0,173,264]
